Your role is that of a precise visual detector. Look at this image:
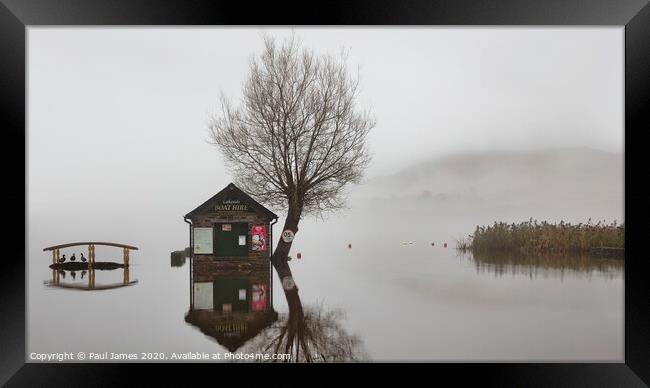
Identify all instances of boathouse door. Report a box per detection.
[214,222,248,258]
[214,277,249,312]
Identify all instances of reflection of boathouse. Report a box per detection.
[183,183,279,351]
[185,268,278,352]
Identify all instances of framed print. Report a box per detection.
[2,0,649,386]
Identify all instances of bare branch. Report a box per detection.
[208,35,374,217]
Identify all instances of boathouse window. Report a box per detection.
[193,228,213,254]
[213,222,248,258]
[193,282,214,310]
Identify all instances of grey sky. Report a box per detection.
[27,27,623,228]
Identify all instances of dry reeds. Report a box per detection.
[457,218,624,255]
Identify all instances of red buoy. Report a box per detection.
[444,243,448,248]
[297,252,302,259]
[348,243,352,249]
[431,242,435,246]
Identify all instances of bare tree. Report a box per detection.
[208,35,374,299]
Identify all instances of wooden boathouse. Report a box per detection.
[183,183,278,314]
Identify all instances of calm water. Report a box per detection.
[27,205,623,362]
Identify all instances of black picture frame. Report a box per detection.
[2,0,648,385]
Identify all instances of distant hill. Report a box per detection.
[349,148,623,225]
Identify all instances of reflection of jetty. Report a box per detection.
[43,241,139,268]
[46,267,137,290]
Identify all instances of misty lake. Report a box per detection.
[27,200,623,362]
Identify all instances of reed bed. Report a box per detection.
[457,219,624,255]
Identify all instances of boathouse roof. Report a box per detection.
[184,182,278,221]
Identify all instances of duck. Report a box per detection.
[80,253,87,263]
[59,254,66,263]
[70,253,76,262]
[80,270,87,279]
[70,271,76,280]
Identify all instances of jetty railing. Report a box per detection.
[43,242,139,267]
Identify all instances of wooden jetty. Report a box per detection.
[43,242,139,268]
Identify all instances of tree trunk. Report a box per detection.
[269,204,308,361]
[271,205,302,298]
[284,287,305,362]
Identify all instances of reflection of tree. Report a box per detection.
[241,292,367,362]
[459,251,623,280]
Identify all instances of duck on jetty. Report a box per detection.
[70,254,76,262]
[59,254,66,263]
[80,253,87,263]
